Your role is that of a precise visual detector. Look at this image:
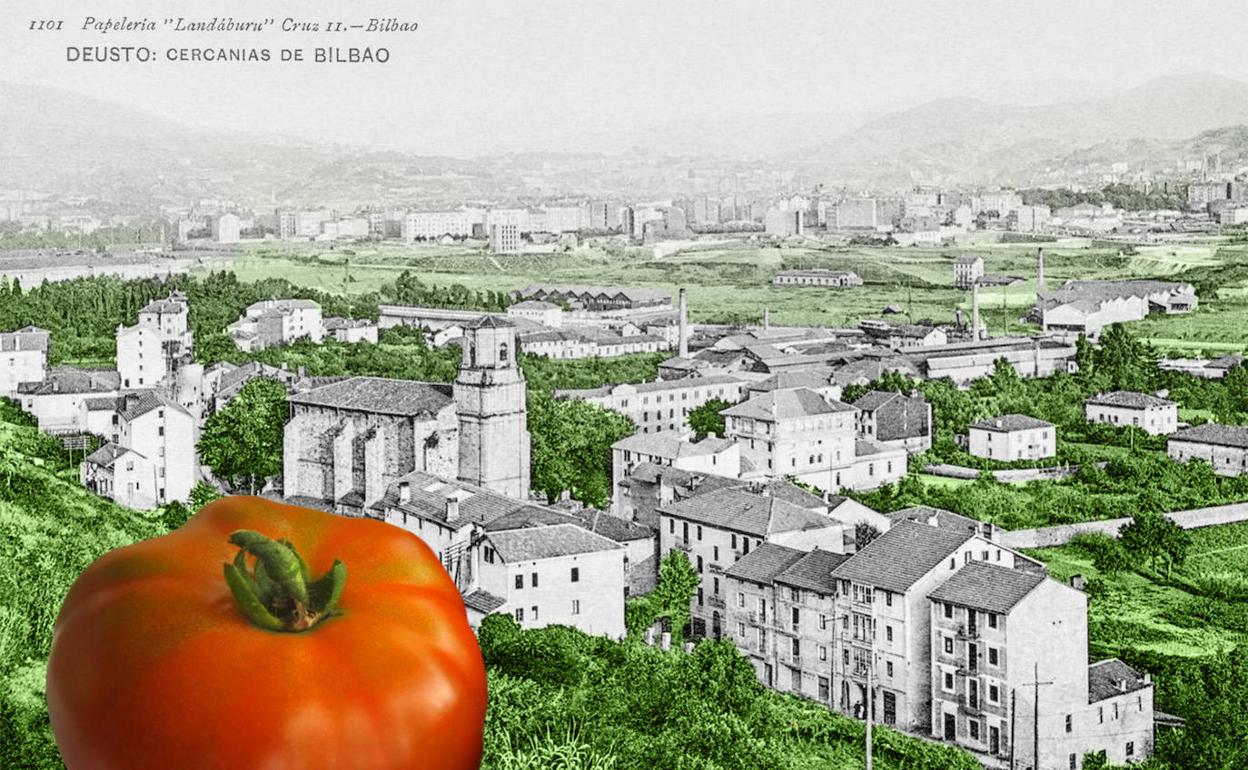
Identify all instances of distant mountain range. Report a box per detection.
[4,73,1248,205]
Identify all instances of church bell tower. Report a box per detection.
[454,316,531,499]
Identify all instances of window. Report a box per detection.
[791,606,800,626]
[989,684,1000,704]
[944,637,953,654]
[696,555,703,573]
[713,577,719,594]
[531,572,538,588]
[738,622,746,637]
[1065,714,1072,733]
[791,639,800,657]
[1069,754,1077,770]
[1126,742,1134,757]
[988,613,998,629]
[531,606,538,620]
[988,647,999,666]
[843,650,850,666]
[969,720,980,741]
[515,608,524,622]
[943,671,954,691]
[885,592,892,607]
[714,546,720,561]
[669,519,675,533]
[819,614,827,630]
[570,567,579,582]
[1098,706,1104,724]
[886,661,894,677]
[943,603,953,619]
[737,592,745,608]
[571,600,580,615]
[731,534,737,549]
[515,574,523,590]
[819,646,827,661]
[885,625,893,642]
[1113,703,1119,720]
[697,525,703,541]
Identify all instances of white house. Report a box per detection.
[1168,424,1248,476]
[0,326,50,397]
[968,415,1056,462]
[80,391,197,507]
[1084,391,1178,436]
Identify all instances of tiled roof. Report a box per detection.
[831,520,975,593]
[371,472,534,532]
[462,590,506,614]
[854,390,931,442]
[886,506,985,536]
[1169,423,1248,449]
[484,506,652,543]
[723,542,805,585]
[486,523,621,562]
[16,367,121,396]
[555,373,747,399]
[0,326,50,352]
[775,548,850,593]
[83,442,139,467]
[853,390,902,412]
[955,255,983,265]
[140,297,188,315]
[1088,659,1152,704]
[1085,390,1175,409]
[747,368,838,393]
[114,390,191,422]
[928,561,1045,614]
[288,377,453,417]
[659,488,837,538]
[969,414,1053,433]
[721,388,853,421]
[613,433,734,460]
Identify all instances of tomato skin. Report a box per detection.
[46,496,487,770]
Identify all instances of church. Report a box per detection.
[282,316,531,513]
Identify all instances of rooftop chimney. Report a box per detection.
[398,481,411,504]
[926,513,940,527]
[678,288,689,358]
[445,496,460,523]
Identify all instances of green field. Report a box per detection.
[199,237,1248,348]
[1029,522,1248,660]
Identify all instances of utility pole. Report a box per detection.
[865,657,873,770]
[1020,663,1054,770]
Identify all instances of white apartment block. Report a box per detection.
[16,367,122,434]
[473,524,625,639]
[722,388,857,490]
[611,433,740,514]
[401,209,481,241]
[0,326,50,397]
[229,298,323,352]
[80,391,197,507]
[556,373,761,435]
[1084,391,1178,436]
[968,415,1056,462]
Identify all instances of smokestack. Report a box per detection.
[1037,248,1046,294]
[763,307,771,331]
[678,288,689,358]
[971,282,981,340]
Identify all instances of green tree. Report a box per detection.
[855,522,882,551]
[653,550,700,648]
[197,378,288,493]
[1119,512,1189,576]
[527,391,633,508]
[687,398,732,439]
[188,481,222,512]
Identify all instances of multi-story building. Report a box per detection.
[116,293,194,390]
[16,367,122,434]
[658,486,846,638]
[954,255,985,289]
[1168,424,1248,476]
[928,561,1154,769]
[365,471,630,638]
[557,373,760,435]
[0,326,50,396]
[228,298,323,351]
[1084,391,1178,436]
[401,210,480,241]
[968,415,1056,462]
[489,223,521,254]
[836,198,879,230]
[851,390,933,454]
[213,213,241,243]
[724,543,848,698]
[454,317,531,499]
[828,518,1037,731]
[722,388,857,490]
[320,317,379,344]
[506,300,563,327]
[80,391,197,508]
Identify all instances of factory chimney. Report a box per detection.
[678,288,689,358]
[1037,248,1046,295]
[971,282,982,340]
[763,307,771,331]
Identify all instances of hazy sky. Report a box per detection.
[3,0,1248,155]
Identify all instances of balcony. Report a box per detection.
[789,654,803,667]
[955,623,980,640]
[708,595,726,609]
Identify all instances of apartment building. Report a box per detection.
[80,391,197,507]
[722,388,857,490]
[657,487,845,639]
[1084,391,1178,436]
[611,433,740,516]
[954,255,985,289]
[0,325,50,396]
[228,298,323,351]
[116,293,195,390]
[725,543,849,700]
[828,518,1034,732]
[968,415,1056,462]
[556,373,760,435]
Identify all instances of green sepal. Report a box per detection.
[223,563,286,632]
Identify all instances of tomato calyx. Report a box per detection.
[223,530,347,633]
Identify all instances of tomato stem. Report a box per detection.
[223,530,347,633]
